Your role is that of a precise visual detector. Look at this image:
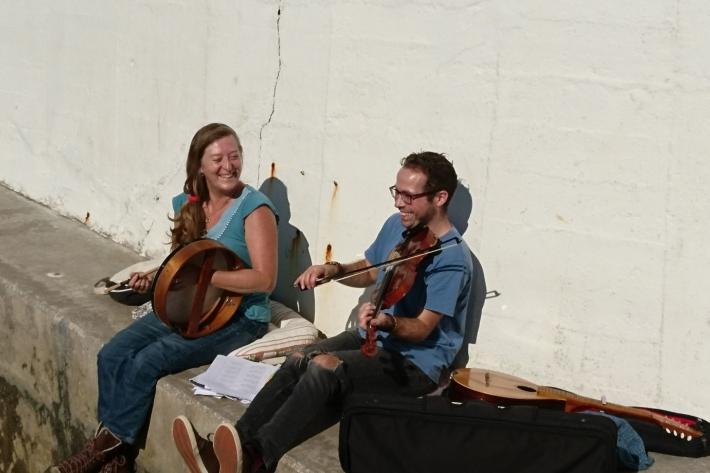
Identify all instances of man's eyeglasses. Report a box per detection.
[389,185,436,205]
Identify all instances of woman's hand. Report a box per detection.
[128,272,153,294]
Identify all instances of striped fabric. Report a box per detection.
[229,301,320,362]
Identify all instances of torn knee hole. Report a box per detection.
[311,353,342,371]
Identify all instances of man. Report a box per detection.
[172,151,477,473]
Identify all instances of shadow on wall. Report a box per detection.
[449,181,487,369]
[259,177,315,322]
[343,181,487,368]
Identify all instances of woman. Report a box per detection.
[49,123,278,473]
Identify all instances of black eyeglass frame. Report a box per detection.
[388,185,437,204]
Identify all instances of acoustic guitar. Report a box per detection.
[450,368,702,441]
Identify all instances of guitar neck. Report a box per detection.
[538,386,702,438]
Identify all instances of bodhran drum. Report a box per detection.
[151,239,245,338]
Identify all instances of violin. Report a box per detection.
[361,224,440,357]
[300,225,457,355]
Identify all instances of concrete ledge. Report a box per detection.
[145,369,340,473]
[1,183,709,473]
[0,184,339,473]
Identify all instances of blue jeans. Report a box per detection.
[236,330,436,471]
[97,312,266,444]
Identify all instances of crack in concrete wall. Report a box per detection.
[257,2,284,185]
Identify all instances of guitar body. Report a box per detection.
[450,368,566,409]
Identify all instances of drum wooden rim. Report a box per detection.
[151,239,244,338]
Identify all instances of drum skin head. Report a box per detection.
[151,239,244,338]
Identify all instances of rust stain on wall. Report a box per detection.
[270,162,276,178]
[331,181,338,201]
[83,212,90,225]
[325,243,333,262]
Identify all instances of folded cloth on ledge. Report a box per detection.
[228,300,321,362]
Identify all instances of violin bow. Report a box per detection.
[305,236,462,288]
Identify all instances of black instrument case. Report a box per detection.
[339,394,618,473]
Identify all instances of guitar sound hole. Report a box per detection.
[517,385,536,393]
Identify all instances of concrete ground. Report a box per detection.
[0,182,708,473]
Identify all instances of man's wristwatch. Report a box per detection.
[389,315,398,333]
[325,261,343,277]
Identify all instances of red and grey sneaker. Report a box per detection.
[212,424,266,473]
[213,423,243,473]
[172,415,219,473]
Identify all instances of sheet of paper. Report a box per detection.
[192,386,222,397]
[191,355,278,402]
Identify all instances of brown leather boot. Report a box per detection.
[48,425,122,473]
[98,454,131,473]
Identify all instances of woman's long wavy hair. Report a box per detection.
[170,123,243,247]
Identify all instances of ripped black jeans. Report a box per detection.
[235,329,436,471]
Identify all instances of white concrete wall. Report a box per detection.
[2,1,709,420]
